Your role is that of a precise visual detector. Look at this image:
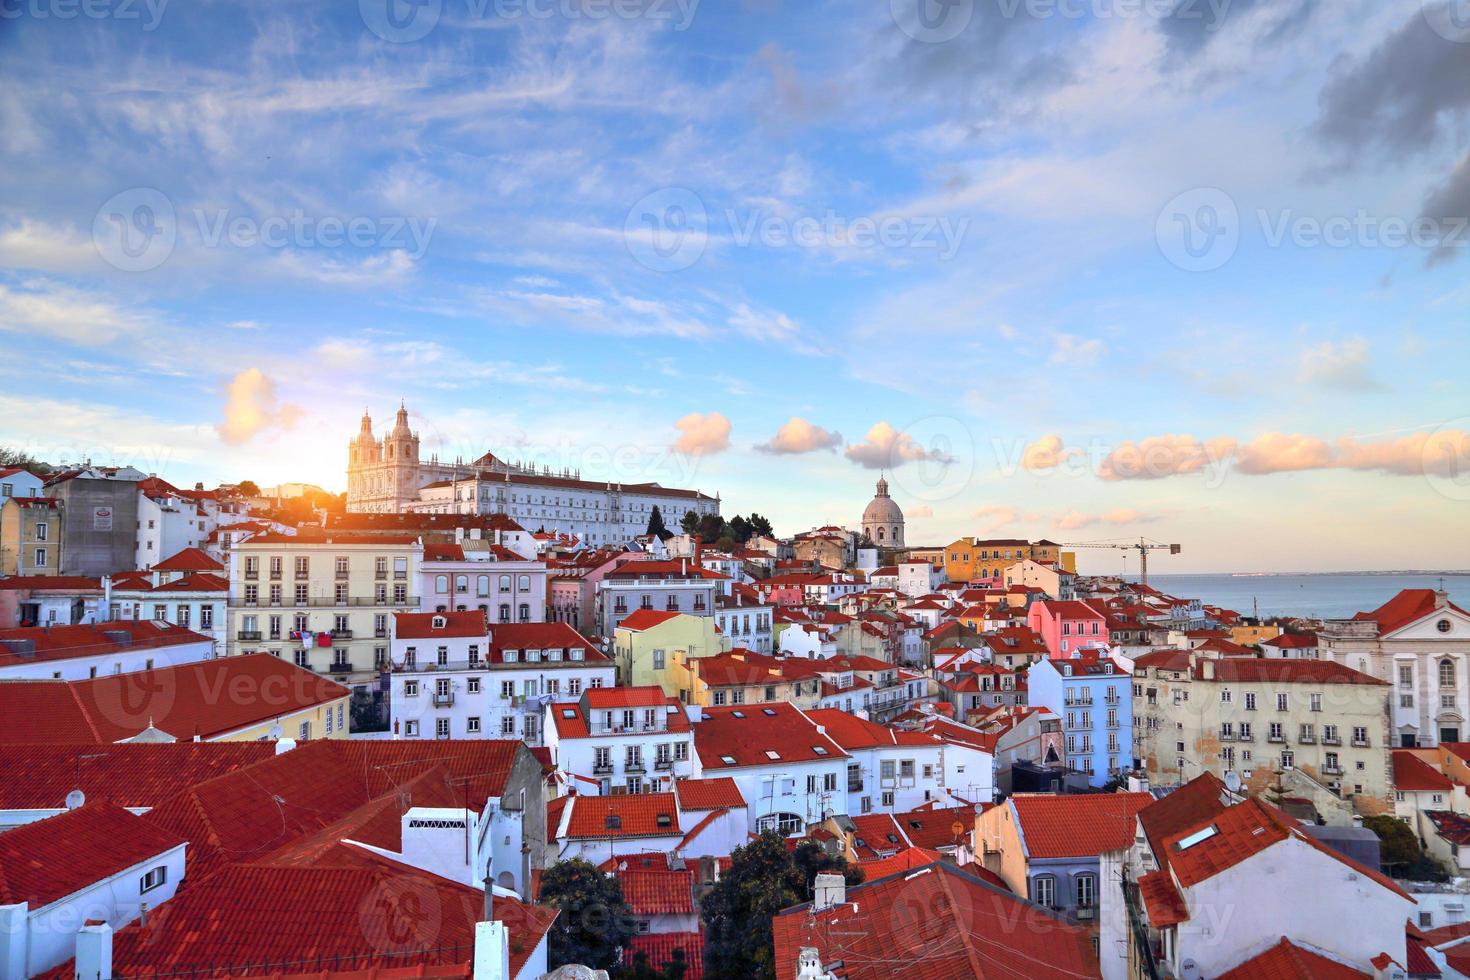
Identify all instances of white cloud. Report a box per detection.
[216,368,303,445]
[0,280,150,344]
[756,417,842,455]
[845,422,953,470]
[672,412,731,456]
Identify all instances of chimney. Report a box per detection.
[1435,590,1450,610]
[483,857,494,921]
[1201,660,1215,681]
[472,921,511,980]
[75,920,113,980]
[274,737,297,755]
[813,872,845,911]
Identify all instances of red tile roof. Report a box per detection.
[1138,772,1231,873]
[693,703,847,769]
[888,808,981,851]
[0,575,102,592]
[1199,659,1387,686]
[1217,938,1368,979]
[0,653,348,743]
[616,868,695,915]
[583,685,671,709]
[672,777,746,811]
[1354,589,1468,636]
[771,862,1100,980]
[1394,751,1453,792]
[0,742,274,810]
[804,709,940,750]
[97,861,555,979]
[393,611,487,640]
[1165,798,1411,901]
[150,547,225,572]
[0,620,210,667]
[0,801,187,907]
[1136,870,1188,929]
[858,846,945,879]
[421,543,465,561]
[1010,793,1153,859]
[625,931,703,980]
[562,793,681,840]
[615,609,684,631]
[1425,810,1470,846]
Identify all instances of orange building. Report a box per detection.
[941,538,1071,584]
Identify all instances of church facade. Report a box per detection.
[346,405,720,546]
[860,475,905,549]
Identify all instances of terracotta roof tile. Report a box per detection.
[0,801,187,907]
[1011,793,1153,859]
[625,931,703,979]
[1394,751,1453,792]
[672,777,746,811]
[562,793,680,839]
[1217,938,1368,979]
[693,703,848,769]
[616,868,695,915]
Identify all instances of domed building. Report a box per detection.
[861,474,905,549]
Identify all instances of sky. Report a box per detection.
[1,0,1468,574]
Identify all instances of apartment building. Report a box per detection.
[388,613,615,744]
[0,497,62,576]
[226,532,422,689]
[1132,649,1393,812]
[543,686,696,795]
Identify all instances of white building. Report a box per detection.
[0,620,213,681]
[544,686,697,796]
[0,801,187,979]
[347,405,720,548]
[548,781,747,866]
[897,560,944,598]
[0,467,44,500]
[595,559,723,636]
[109,548,229,653]
[390,614,615,745]
[420,542,548,624]
[805,708,992,814]
[713,591,773,654]
[692,703,850,833]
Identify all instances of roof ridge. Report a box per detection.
[68,683,103,742]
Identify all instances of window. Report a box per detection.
[34,548,46,566]
[467,677,481,694]
[1309,693,1323,712]
[467,717,480,733]
[1400,665,1413,688]
[405,680,419,697]
[501,717,515,735]
[436,718,450,739]
[1032,876,1056,908]
[1442,660,1457,688]
[1075,874,1096,908]
[1276,693,1289,711]
[405,720,419,737]
[1244,692,1256,711]
[140,866,167,892]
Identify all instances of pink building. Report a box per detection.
[1027,599,1110,659]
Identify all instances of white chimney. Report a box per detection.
[75,920,113,980]
[813,872,845,911]
[274,737,297,755]
[798,947,832,979]
[472,920,510,980]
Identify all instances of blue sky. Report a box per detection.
[1,0,1468,573]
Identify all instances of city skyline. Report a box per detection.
[1,0,1468,573]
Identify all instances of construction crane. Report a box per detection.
[1061,537,1181,586]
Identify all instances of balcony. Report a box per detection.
[1267,734,1286,743]
[236,630,262,641]
[331,663,352,675]
[1323,765,1342,776]
[625,761,646,774]
[593,762,614,775]
[375,629,388,639]
[1352,738,1371,748]
[331,628,354,639]
[1322,735,1342,746]
[1298,733,1317,745]
[1064,696,1094,707]
[336,571,350,580]
[229,596,419,608]
[1236,732,1254,743]
[655,758,673,771]
[432,692,455,707]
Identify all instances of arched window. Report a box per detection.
[876,527,885,541]
[1031,875,1056,908]
[1441,659,1456,688]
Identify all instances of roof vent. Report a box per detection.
[605,815,622,830]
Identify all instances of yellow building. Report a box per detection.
[1231,624,1282,647]
[611,608,726,693]
[0,497,63,576]
[670,649,821,709]
[226,532,423,687]
[942,538,1069,583]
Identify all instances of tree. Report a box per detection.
[701,832,862,979]
[680,510,701,535]
[1363,813,1445,881]
[696,513,725,544]
[0,447,48,475]
[746,513,774,538]
[646,505,670,541]
[235,480,262,497]
[540,858,637,971]
[727,515,751,544]
[616,948,689,980]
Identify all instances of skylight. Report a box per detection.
[721,755,737,765]
[765,750,781,760]
[813,747,828,755]
[1176,826,1218,850]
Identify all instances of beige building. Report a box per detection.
[0,497,63,576]
[1318,588,1470,748]
[1002,558,1074,600]
[226,532,423,690]
[1133,649,1392,815]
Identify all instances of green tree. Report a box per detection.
[701,833,862,980]
[696,513,725,544]
[616,948,689,980]
[0,447,48,475]
[746,513,774,538]
[680,510,701,535]
[646,505,670,541]
[727,515,751,544]
[540,858,637,971]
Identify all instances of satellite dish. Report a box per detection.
[65,789,86,810]
[1224,772,1242,793]
[951,821,966,839]
[269,722,283,741]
